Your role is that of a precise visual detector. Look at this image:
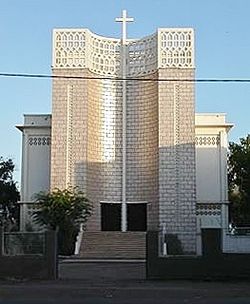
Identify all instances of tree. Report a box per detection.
[228,135,250,225]
[0,157,20,229]
[33,188,92,255]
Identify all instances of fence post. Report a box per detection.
[45,229,58,279]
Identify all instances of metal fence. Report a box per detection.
[3,232,45,256]
[228,226,250,236]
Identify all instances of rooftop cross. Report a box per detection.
[115,10,134,43]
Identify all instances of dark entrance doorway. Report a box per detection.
[127,203,147,231]
[101,203,121,231]
[202,228,221,256]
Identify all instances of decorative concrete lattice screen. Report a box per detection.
[53,30,87,68]
[89,34,120,76]
[127,34,157,76]
[53,28,194,75]
[158,29,194,68]
[195,135,220,146]
[196,203,222,216]
[53,29,120,75]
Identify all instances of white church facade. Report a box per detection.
[18,12,250,257]
[17,112,233,255]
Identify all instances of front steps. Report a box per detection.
[79,231,146,259]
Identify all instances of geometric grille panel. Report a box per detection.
[53,28,195,75]
[53,29,120,75]
[158,29,194,68]
[28,137,51,146]
[127,33,157,76]
[53,29,87,68]
[196,203,222,216]
[89,32,121,76]
[195,135,220,146]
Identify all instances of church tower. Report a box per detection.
[51,11,197,254]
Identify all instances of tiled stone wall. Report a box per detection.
[51,70,123,230]
[127,74,159,230]
[51,67,197,245]
[86,76,123,230]
[51,69,88,191]
[158,68,197,254]
[223,232,250,253]
[51,69,159,231]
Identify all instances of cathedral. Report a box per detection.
[17,11,233,257]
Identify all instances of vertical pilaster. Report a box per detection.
[66,84,73,188]
[219,130,229,232]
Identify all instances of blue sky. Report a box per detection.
[1,0,250,183]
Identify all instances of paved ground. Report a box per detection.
[59,260,146,281]
[0,260,250,303]
[0,279,250,304]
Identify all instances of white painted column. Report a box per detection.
[219,130,229,249]
[121,41,127,232]
[116,10,134,232]
[219,131,229,228]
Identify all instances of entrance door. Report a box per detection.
[202,228,221,256]
[127,203,147,231]
[101,203,121,231]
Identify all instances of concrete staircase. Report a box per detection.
[79,231,146,259]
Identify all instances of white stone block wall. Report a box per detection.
[86,74,123,230]
[126,73,159,230]
[16,114,51,230]
[17,115,51,202]
[51,69,160,230]
[158,68,197,254]
[51,67,197,237]
[51,69,88,191]
[51,69,123,230]
[223,232,250,253]
[195,114,233,235]
[51,28,197,238]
